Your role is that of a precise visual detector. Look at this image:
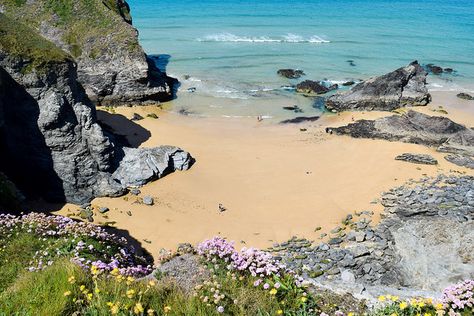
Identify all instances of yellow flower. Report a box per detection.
[423,313,432,316]
[63,291,71,297]
[390,313,398,316]
[301,297,307,303]
[79,285,86,291]
[126,289,135,298]
[91,265,99,275]
[86,293,93,301]
[110,305,119,315]
[277,310,283,315]
[269,288,278,295]
[164,305,172,313]
[133,303,144,314]
[111,268,120,276]
[147,309,155,315]
[378,295,386,302]
[107,302,114,307]
[68,276,76,284]
[148,280,156,287]
[399,302,408,310]
[435,303,444,310]
[127,276,135,284]
[391,296,399,302]
[348,313,354,316]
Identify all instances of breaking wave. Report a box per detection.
[197,33,330,43]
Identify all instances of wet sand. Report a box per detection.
[55,91,474,256]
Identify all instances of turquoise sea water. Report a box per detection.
[128,0,474,119]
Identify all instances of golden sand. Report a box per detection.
[55,91,474,256]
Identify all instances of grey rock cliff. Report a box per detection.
[326,61,431,112]
[1,0,176,106]
[0,17,192,205]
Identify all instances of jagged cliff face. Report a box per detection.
[0,0,175,105]
[0,13,192,206]
[0,14,124,203]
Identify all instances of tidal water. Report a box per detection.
[128,0,474,119]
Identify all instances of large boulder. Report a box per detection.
[0,0,176,106]
[113,146,194,188]
[326,61,431,112]
[327,110,474,156]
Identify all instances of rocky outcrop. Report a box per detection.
[0,0,176,106]
[445,154,474,169]
[277,69,305,79]
[296,80,337,95]
[395,153,438,165]
[326,61,431,112]
[272,175,474,298]
[112,147,193,188]
[0,15,192,205]
[327,110,474,156]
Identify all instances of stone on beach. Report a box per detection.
[112,146,194,188]
[395,153,438,165]
[328,110,474,156]
[457,92,474,100]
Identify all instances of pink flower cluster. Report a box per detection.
[442,279,474,313]
[197,236,284,277]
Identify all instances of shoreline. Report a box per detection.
[53,90,474,257]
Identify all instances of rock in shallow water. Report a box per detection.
[395,153,438,165]
[277,69,305,79]
[326,61,431,112]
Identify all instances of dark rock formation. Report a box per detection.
[326,61,431,112]
[0,15,192,205]
[425,64,443,75]
[445,154,474,169]
[327,110,474,156]
[342,81,355,86]
[277,69,305,79]
[395,153,438,165]
[280,116,320,124]
[296,80,335,95]
[457,93,474,101]
[0,0,176,106]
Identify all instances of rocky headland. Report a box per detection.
[0,8,192,207]
[0,0,176,105]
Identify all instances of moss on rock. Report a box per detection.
[0,14,70,72]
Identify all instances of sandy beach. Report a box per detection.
[55,91,474,256]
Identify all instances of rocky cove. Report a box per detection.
[0,0,473,315]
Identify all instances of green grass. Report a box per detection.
[0,14,70,72]
[0,0,141,63]
[0,233,45,292]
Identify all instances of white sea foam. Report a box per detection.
[197,32,329,43]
